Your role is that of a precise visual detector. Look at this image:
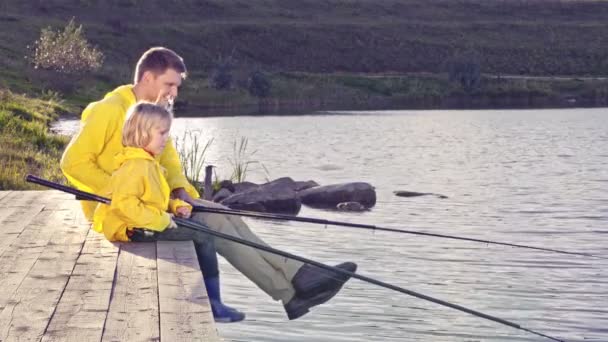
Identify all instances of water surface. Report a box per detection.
[54,108,608,341]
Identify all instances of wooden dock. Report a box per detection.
[0,190,221,342]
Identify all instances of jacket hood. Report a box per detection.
[114,147,155,170]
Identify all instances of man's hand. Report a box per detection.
[171,187,196,205]
[175,206,192,219]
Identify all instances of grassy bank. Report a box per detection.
[177,71,608,115]
[0,89,71,189]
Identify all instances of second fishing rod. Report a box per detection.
[191,205,605,260]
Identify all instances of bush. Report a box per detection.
[210,56,234,90]
[247,70,272,98]
[447,53,481,94]
[29,18,104,74]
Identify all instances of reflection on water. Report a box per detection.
[53,108,608,341]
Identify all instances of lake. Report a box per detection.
[53,108,608,341]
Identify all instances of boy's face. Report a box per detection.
[144,119,172,156]
[142,68,183,107]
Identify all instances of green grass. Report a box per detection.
[0,89,72,190]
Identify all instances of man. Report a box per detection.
[61,47,357,322]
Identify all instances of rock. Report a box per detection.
[336,201,366,211]
[260,177,297,189]
[394,190,448,199]
[212,188,233,202]
[393,190,428,197]
[224,201,267,212]
[221,179,301,214]
[218,180,235,192]
[294,180,319,192]
[298,182,376,208]
[232,181,258,193]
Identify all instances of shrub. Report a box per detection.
[210,56,234,90]
[29,18,104,74]
[247,70,272,98]
[447,53,481,94]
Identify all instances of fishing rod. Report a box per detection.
[190,206,605,260]
[26,174,566,342]
[24,175,604,260]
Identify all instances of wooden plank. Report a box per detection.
[0,204,46,258]
[0,191,38,218]
[157,241,220,342]
[41,230,120,342]
[0,205,19,226]
[0,191,12,203]
[0,191,54,232]
[0,190,24,230]
[1,190,43,207]
[0,206,66,312]
[0,192,63,281]
[0,191,60,223]
[0,191,62,256]
[41,190,79,211]
[0,201,89,342]
[79,229,119,255]
[101,243,160,342]
[0,190,59,258]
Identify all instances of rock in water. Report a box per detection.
[212,188,233,202]
[393,190,428,197]
[221,179,301,214]
[336,201,366,211]
[394,190,448,199]
[299,183,376,208]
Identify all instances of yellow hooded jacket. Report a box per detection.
[60,85,199,223]
[93,147,192,242]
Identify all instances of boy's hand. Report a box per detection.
[167,215,178,229]
[176,206,192,219]
[171,188,196,205]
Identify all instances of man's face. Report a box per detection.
[143,68,183,105]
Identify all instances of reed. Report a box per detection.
[174,129,213,184]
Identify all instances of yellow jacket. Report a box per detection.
[93,147,192,242]
[60,85,199,222]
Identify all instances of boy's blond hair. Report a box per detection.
[122,102,173,148]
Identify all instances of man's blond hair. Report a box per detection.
[122,102,173,148]
[134,47,187,83]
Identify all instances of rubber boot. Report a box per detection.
[285,262,357,320]
[204,276,246,323]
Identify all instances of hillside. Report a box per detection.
[1,0,608,112]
